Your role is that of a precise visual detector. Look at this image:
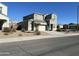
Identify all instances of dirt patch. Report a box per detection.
[0,31,48,39]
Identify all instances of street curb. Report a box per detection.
[0,34,78,44]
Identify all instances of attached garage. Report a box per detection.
[39,25,46,31]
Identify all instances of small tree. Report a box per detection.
[3,27,11,32]
[56,25,61,31]
[10,24,18,32]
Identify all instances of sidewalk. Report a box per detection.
[0,31,79,43]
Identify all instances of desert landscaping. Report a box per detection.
[0,30,48,39]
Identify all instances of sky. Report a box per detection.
[2,2,79,24]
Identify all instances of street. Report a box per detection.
[0,35,79,56]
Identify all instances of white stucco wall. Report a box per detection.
[0,14,8,19]
[28,21,31,31]
[34,14,45,23]
[51,14,57,30]
[0,14,9,28]
[0,3,8,16]
[0,3,9,29]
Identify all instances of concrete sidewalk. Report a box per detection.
[0,31,79,43]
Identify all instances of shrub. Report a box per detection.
[11,28,16,32]
[56,25,61,31]
[35,31,41,35]
[56,29,61,31]
[4,32,9,35]
[3,27,11,32]
[21,28,25,32]
[18,34,23,36]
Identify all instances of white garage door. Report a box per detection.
[39,26,45,31]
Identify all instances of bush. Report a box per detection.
[56,25,61,31]
[4,32,9,35]
[18,34,23,36]
[3,27,11,32]
[56,29,61,31]
[11,28,16,32]
[21,28,25,32]
[35,31,41,35]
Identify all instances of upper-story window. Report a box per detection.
[0,7,2,14]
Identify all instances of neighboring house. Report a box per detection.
[23,13,57,31]
[17,21,24,30]
[59,24,63,29]
[68,23,77,29]
[62,23,76,29]
[0,3,9,30]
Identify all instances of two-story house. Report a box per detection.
[23,13,57,31]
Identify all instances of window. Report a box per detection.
[0,7,2,14]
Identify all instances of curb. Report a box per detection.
[0,33,79,44]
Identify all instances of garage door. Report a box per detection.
[39,26,45,31]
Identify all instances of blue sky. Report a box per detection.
[2,2,79,24]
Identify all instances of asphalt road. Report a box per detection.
[0,35,79,56]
